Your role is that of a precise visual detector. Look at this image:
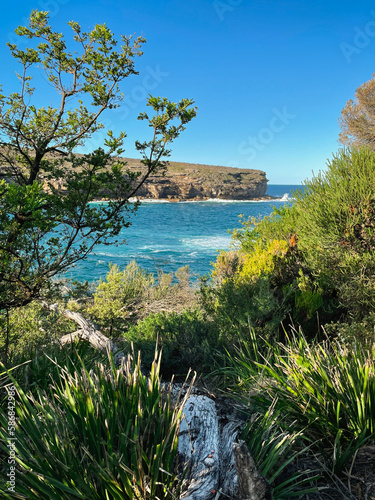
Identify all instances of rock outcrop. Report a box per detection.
[126,159,268,201]
[0,155,268,201]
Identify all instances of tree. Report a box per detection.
[0,10,197,310]
[339,72,375,148]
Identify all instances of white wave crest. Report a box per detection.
[181,235,231,249]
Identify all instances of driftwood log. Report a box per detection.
[42,302,271,500]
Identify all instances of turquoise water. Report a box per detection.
[67,185,301,283]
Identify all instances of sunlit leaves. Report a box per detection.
[0,348,194,498]
[0,10,196,310]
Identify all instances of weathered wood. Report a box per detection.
[41,302,126,365]
[234,440,272,500]
[177,395,268,500]
[178,395,220,498]
[42,302,271,499]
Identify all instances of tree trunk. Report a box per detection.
[177,394,271,500]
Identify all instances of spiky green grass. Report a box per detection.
[0,349,194,499]
[221,330,375,473]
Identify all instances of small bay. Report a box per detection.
[67,185,301,283]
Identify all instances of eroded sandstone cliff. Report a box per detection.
[0,155,268,201]
[125,159,268,201]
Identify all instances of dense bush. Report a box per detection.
[4,341,107,397]
[202,147,375,344]
[200,232,329,342]
[89,261,156,336]
[293,147,375,320]
[200,273,289,345]
[89,262,195,337]
[222,330,375,473]
[0,348,193,499]
[125,308,218,376]
[0,301,76,365]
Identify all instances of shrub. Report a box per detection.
[211,250,245,284]
[294,147,375,320]
[89,261,155,336]
[201,235,311,342]
[324,314,375,347]
[7,341,107,397]
[0,349,194,499]
[125,309,217,376]
[238,239,289,284]
[223,330,375,473]
[204,148,375,342]
[232,205,299,253]
[202,275,290,343]
[89,262,196,338]
[0,302,76,365]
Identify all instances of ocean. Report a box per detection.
[67,185,302,284]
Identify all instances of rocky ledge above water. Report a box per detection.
[125,159,268,201]
[0,155,268,201]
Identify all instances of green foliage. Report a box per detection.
[0,10,196,310]
[89,262,155,335]
[126,309,217,376]
[201,234,310,342]
[0,349,193,499]
[200,274,289,344]
[0,301,75,364]
[294,147,375,319]
[243,405,319,499]
[88,262,193,338]
[324,314,375,346]
[238,239,289,283]
[232,204,299,253]
[7,341,106,397]
[204,148,375,342]
[223,330,375,473]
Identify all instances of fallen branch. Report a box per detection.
[178,394,270,500]
[40,301,126,365]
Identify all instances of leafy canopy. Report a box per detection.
[0,10,197,310]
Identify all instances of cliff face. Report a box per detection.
[126,160,268,201]
[0,155,268,201]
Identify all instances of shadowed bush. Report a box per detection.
[125,308,218,376]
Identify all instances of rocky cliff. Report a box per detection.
[125,159,268,201]
[0,154,268,201]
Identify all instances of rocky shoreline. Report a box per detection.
[123,195,278,203]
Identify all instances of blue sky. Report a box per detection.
[1,0,375,184]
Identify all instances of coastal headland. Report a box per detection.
[124,158,268,201]
[0,154,269,201]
